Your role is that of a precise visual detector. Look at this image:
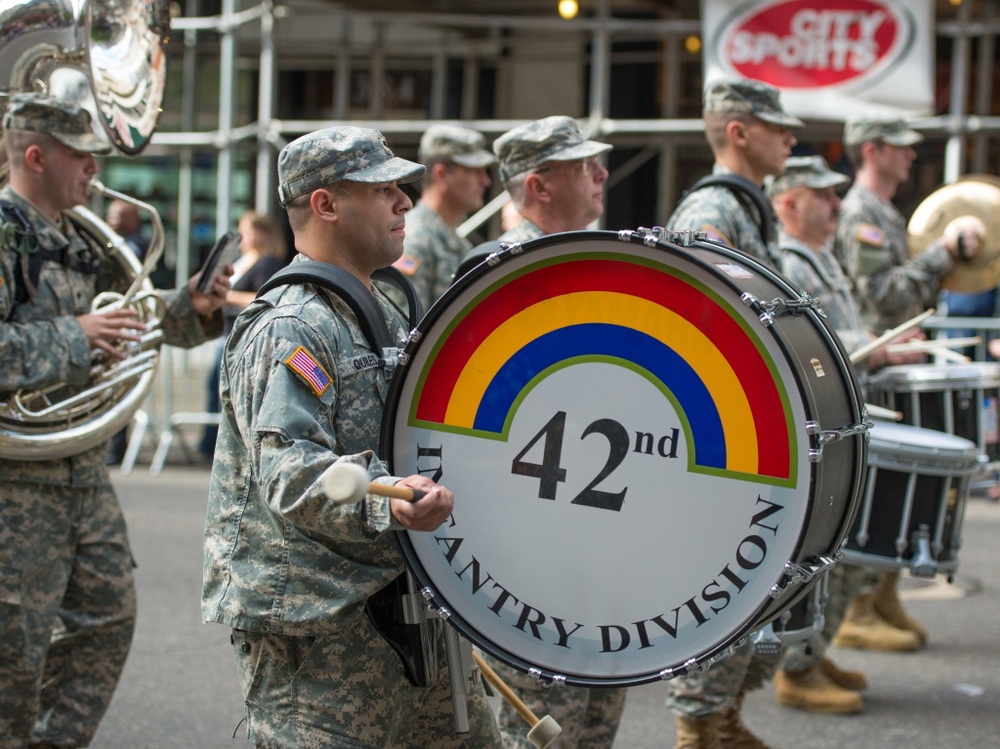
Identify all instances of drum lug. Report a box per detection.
[909,525,937,578]
[805,419,873,462]
[750,623,784,658]
[770,556,838,598]
[741,292,819,326]
[634,226,707,247]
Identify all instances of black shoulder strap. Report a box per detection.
[781,242,827,281]
[372,265,421,327]
[686,173,774,248]
[453,239,505,286]
[256,261,411,365]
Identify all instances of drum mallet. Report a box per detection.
[471,651,562,749]
[322,462,426,504]
[323,465,563,748]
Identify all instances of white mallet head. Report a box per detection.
[322,462,370,505]
[527,715,561,749]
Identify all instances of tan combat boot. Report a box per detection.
[774,664,864,714]
[831,592,921,651]
[873,570,929,645]
[820,656,867,691]
[674,714,722,749]
[717,692,775,749]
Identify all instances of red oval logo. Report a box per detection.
[716,0,908,89]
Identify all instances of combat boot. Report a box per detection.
[774,664,864,714]
[717,692,775,749]
[873,570,929,645]
[820,656,867,691]
[674,714,722,749]
[831,592,921,651]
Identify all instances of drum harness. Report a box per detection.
[257,262,456,694]
[683,173,779,268]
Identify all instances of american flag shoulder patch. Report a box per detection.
[701,223,732,248]
[856,223,885,247]
[393,254,420,276]
[284,346,332,397]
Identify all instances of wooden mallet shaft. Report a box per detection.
[321,462,425,505]
[472,652,562,749]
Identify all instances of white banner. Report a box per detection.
[700,0,934,120]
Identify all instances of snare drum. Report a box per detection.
[866,362,1000,469]
[381,230,868,687]
[843,420,981,577]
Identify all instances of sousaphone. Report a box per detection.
[908,174,1000,295]
[0,0,171,459]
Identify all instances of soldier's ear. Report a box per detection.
[311,187,339,224]
[524,172,552,203]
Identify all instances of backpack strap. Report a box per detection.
[256,261,415,370]
[685,173,775,250]
[372,265,421,327]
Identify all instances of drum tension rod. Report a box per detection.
[740,292,818,326]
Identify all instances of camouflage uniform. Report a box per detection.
[833,118,952,333]
[483,118,626,749]
[394,124,495,310]
[203,126,500,749]
[396,201,471,308]
[769,156,878,680]
[663,79,802,723]
[0,93,222,749]
[666,163,773,264]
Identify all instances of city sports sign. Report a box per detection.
[701,0,934,119]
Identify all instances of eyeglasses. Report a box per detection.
[534,156,604,177]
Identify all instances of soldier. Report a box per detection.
[832,116,983,651]
[662,78,801,749]
[768,155,925,716]
[665,78,801,266]
[393,124,495,309]
[201,125,501,749]
[478,115,625,749]
[0,92,230,748]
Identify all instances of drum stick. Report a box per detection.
[471,651,562,749]
[321,462,426,505]
[886,337,980,356]
[865,403,903,421]
[849,308,936,364]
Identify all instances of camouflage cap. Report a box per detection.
[703,78,804,128]
[277,126,425,205]
[493,115,613,182]
[419,124,496,168]
[1,92,111,155]
[766,155,849,198]
[843,117,923,147]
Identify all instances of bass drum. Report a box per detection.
[381,230,868,687]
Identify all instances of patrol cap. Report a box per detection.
[843,117,923,147]
[703,78,804,128]
[419,124,496,168]
[1,92,111,155]
[277,126,425,206]
[494,115,613,182]
[766,155,849,198]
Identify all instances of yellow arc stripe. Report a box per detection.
[444,291,759,473]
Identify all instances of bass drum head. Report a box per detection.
[382,230,866,687]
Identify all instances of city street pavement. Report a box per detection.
[93,464,1000,749]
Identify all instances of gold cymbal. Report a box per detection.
[908,174,1000,294]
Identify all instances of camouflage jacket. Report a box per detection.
[0,185,222,486]
[833,182,951,332]
[497,217,544,244]
[202,254,411,635]
[666,164,777,268]
[394,201,471,310]
[778,232,871,364]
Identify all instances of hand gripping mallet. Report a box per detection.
[471,652,562,749]
[322,462,426,504]
[321,464,562,748]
